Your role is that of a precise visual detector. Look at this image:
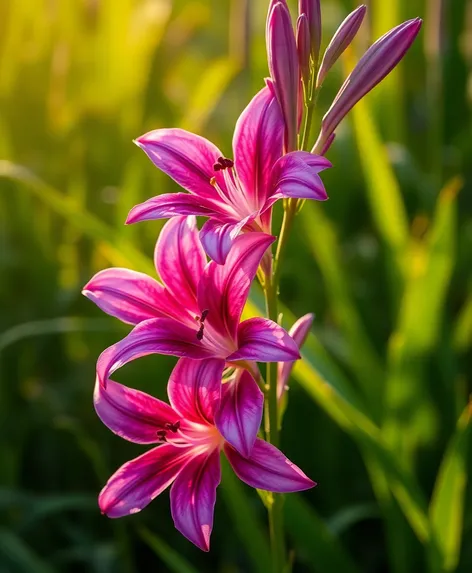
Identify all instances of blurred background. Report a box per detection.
[0,0,471,572]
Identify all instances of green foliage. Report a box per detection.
[1,1,471,572]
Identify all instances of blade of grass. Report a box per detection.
[138,526,200,573]
[300,202,384,420]
[285,495,361,573]
[429,403,471,572]
[383,177,461,461]
[220,457,271,573]
[349,87,409,302]
[0,161,154,275]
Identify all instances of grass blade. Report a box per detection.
[429,404,471,572]
[138,526,200,573]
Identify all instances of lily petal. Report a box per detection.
[99,443,194,518]
[134,128,223,199]
[82,268,170,325]
[126,192,224,224]
[199,215,254,265]
[170,449,221,552]
[96,318,216,387]
[278,313,314,399]
[229,317,301,362]
[168,358,225,424]
[94,378,179,444]
[233,86,284,209]
[198,233,275,342]
[216,369,263,458]
[225,438,316,492]
[155,217,207,312]
[271,151,331,200]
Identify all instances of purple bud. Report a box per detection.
[267,2,299,152]
[317,5,367,87]
[313,18,422,153]
[297,14,311,86]
[299,0,321,64]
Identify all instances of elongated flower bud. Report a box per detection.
[267,2,299,152]
[317,4,367,87]
[299,0,321,64]
[297,14,311,87]
[313,18,422,153]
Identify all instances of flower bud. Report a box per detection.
[316,4,367,87]
[299,0,321,64]
[297,14,311,87]
[313,18,422,153]
[267,2,299,152]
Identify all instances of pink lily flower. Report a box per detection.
[127,85,331,264]
[82,216,300,387]
[96,358,315,551]
[278,313,314,400]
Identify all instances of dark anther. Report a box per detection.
[196,309,209,340]
[165,421,181,433]
[212,156,233,172]
[156,430,167,442]
[196,324,204,340]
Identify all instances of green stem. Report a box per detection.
[264,279,286,573]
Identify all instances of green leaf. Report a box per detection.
[429,404,471,572]
[285,495,361,573]
[138,526,200,573]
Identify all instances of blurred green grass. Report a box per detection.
[1,0,471,572]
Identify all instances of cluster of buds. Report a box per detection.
[266,1,422,154]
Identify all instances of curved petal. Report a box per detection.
[278,313,314,399]
[94,378,179,444]
[99,443,194,517]
[96,318,217,387]
[199,214,254,265]
[216,369,263,458]
[168,358,225,424]
[233,86,284,208]
[170,449,221,552]
[225,438,315,493]
[82,268,170,325]
[135,128,223,199]
[229,317,300,363]
[126,193,224,225]
[198,233,275,342]
[271,152,331,201]
[154,217,207,312]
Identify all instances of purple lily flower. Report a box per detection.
[316,5,367,87]
[313,17,422,153]
[278,313,314,400]
[96,358,315,551]
[82,216,300,388]
[128,85,330,264]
